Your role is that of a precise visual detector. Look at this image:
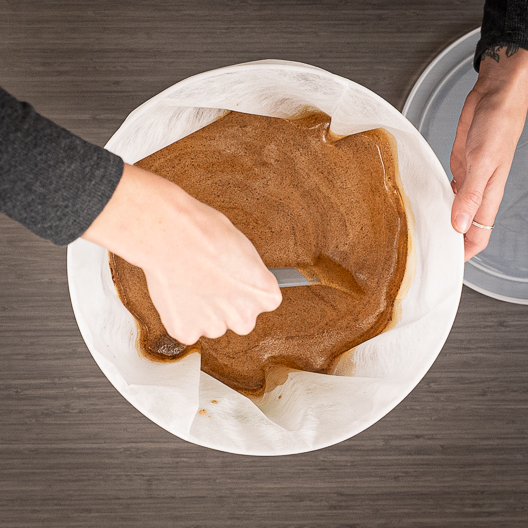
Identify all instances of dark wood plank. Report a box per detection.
[1,1,527,527]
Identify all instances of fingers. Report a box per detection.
[450,90,480,192]
[158,310,228,346]
[201,319,228,340]
[449,85,520,261]
[226,304,262,337]
[160,302,268,345]
[463,225,492,262]
[145,265,282,346]
[451,111,503,235]
[451,150,508,260]
[458,169,505,262]
[449,49,528,261]
[229,274,283,336]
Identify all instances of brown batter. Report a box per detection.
[109,111,409,396]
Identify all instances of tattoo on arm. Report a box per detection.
[481,44,521,63]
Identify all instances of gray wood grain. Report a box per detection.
[1,1,527,527]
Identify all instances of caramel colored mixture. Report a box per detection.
[109,111,409,395]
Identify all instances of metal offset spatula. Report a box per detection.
[268,257,364,295]
[269,268,321,288]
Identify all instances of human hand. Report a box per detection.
[450,46,528,261]
[82,163,282,345]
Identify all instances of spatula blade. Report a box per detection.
[269,267,319,288]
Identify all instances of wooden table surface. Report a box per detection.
[1,1,527,527]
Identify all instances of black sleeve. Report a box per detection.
[0,86,124,245]
[475,0,528,71]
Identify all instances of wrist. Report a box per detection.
[82,163,189,269]
[477,47,528,107]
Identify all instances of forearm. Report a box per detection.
[477,45,528,99]
[0,86,123,245]
[0,88,281,344]
[82,163,192,269]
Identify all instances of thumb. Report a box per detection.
[451,149,507,236]
[451,176,486,234]
[450,134,506,234]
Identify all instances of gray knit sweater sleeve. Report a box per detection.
[0,86,124,245]
[475,0,528,71]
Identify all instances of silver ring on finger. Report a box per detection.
[472,220,494,230]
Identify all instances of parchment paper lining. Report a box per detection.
[67,60,463,456]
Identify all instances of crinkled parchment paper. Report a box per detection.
[67,60,463,455]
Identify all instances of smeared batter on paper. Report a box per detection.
[109,112,409,395]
